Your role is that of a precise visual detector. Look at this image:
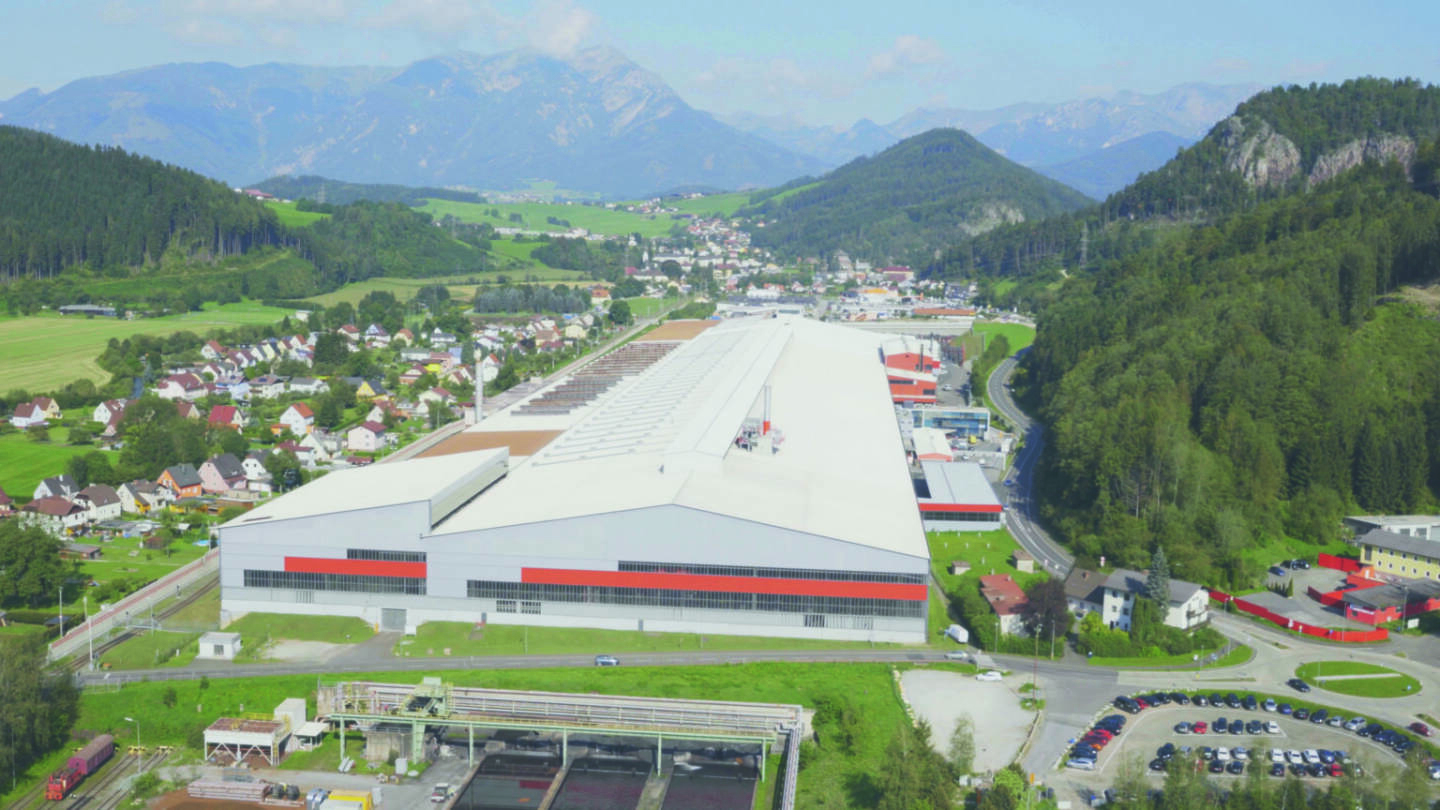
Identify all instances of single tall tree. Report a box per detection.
[1146,546,1171,605]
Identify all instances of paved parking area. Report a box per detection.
[900,670,1032,773]
[1058,702,1409,797]
[1248,564,1373,629]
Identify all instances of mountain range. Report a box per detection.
[723,83,1259,198]
[0,48,826,198]
[0,47,1261,199]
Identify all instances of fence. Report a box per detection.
[1208,589,1388,643]
[1317,553,1361,572]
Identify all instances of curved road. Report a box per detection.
[986,349,1074,576]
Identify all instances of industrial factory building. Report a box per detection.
[219,318,930,642]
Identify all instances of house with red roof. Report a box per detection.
[175,401,202,420]
[279,402,315,436]
[207,405,248,431]
[0,486,13,517]
[157,373,207,401]
[21,496,88,534]
[9,401,47,429]
[979,574,1030,636]
[346,421,387,452]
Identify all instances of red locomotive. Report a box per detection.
[46,734,114,800]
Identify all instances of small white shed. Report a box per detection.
[197,631,242,660]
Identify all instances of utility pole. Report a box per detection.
[85,595,94,671]
[58,585,65,638]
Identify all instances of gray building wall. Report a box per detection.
[220,502,929,642]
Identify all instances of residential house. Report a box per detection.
[62,543,102,560]
[298,431,335,463]
[1063,568,1106,618]
[364,324,390,348]
[75,484,123,523]
[365,403,399,425]
[590,286,611,307]
[250,374,287,399]
[289,377,328,396]
[342,378,387,400]
[1355,528,1440,581]
[22,496,88,534]
[91,399,130,425]
[275,440,319,467]
[201,340,226,360]
[346,421,387,452]
[398,347,431,363]
[979,573,1030,636]
[9,402,48,429]
[118,480,172,513]
[158,464,204,498]
[430,328,457,349]
[564,322,588,340]
[175,401,202,420]
[1100,569,1210,631]
[278,402,315,436]
[399,365,427,386]
[207,405,248,431]
[33,474,79,501]
[393,328,415,346]
[338,324,361,345]
[0,486,13,517]
[418,387,454,410]
[31,397,60,420]
[157,373,207,401]
[241,451,268,481]
[199,453,247,493]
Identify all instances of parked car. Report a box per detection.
[1303,749,1321,765]
[1208,760,1225,774]
[1287,678,1312,693]
[1269,565,1289,576]
[1214,716,1228,734]
[1066,757,1096,771]
[430,784,453,803]
[976,670,1004,682]
[1327,715,1344,727]
[1193,721,1208,734]
[1262,698,1277,712]
[1278,704,1293,715]
[1269,763,1286,777]
[1311,709,1328,724]
[1149,758,1167,772]
[1294,708,1310,720]
[1175,722,1191,735]
[1226,693,1242,709]
[1169,692,1190,705]
[1242,695,1258,710]
[1246,720,1263,735]
[1227,760,1245,775]
[1229,719,1244,734]
[1266,721,1281,734]
[1409,721,1433,738]
[1287,750,1304,765]
[1233,747,1250,761]
[1215,747,1231,762]
[1270,748,1285,763]
[1318,750,1335,764]
[1193,695,1209,707]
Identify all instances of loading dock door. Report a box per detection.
[381,608,406,632]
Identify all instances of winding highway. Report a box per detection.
[985,349,1074,576]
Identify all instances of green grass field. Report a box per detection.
[224,612,375,644]
[1088,644,1253,669]
[397,622,907,658]
[31,663,913,810]
[417,198,678,238]
[0,430,116,505]
[98,630,201,670]
[0,302,291,392]
[1296,661,1423,697]
[74,538,210,593]
[618,296,668,318]
[928,528,1047,596]
[972,321,1037,353]
[264,200,330,227]
[667,192,754,217]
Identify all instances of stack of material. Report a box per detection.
[188,779,270,800]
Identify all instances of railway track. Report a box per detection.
[63,750,169,810]
[65,575,218,674]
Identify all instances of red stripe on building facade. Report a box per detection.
[918,503,1004,513]
[284,557,427,578]
[520,568,927,601]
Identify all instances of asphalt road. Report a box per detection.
[986,350,1074,576]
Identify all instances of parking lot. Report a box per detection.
[1248,564,1375,629]
[1061,697,1412,794]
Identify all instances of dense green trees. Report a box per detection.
[742,129,1091,265]
[473,285,589,315]
[0,521,67,608]
[0,634,80,793]
[0,126,286,280]
[1028,163,1440,586]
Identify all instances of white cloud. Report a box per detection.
[867,35,946,79]
[526,0,596,57]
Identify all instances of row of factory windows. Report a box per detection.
[617,560,925,585]
[466,580,926,618]
[243,570,426,595]
[347,548,427,562]
[923,511,1003,523]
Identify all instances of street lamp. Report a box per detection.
[124,717,142,769]
[58,585,65,637]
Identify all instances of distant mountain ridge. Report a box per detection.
[0,48,826,197]
[724,83,1259,198]
[740,128,1092,265]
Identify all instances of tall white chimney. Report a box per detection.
[470,358,484,425]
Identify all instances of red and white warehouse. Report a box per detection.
[881,336,940,404]
[915,461,1004,531]
[219,318,931,642]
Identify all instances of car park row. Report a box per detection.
[1071,689,1440,781]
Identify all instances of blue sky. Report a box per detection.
[2,0,1437,126]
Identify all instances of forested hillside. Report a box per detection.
[740,129,1092,265]
[0,128,493,312]
[1028,156,1440,588]
[930,79,1440,289]
[0,126,285,279]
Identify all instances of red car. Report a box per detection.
[1134,697,1151,708]
[1192,721,1208,734]
[1409,722,1433,738]
[1328,762,1344,777]
[1089,729,1115,741]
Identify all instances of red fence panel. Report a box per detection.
[1318,553,1360,572]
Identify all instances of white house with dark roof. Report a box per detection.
[1100,568,1209,631]
[76,484,123,522]
[34,474,79,501]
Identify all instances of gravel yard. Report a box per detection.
[899,670,1035,774]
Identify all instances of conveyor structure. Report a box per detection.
[318,679,805,779]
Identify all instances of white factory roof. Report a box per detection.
[919,461,1002,508]
[223,448,508,528]
[912,428,954,459]
[433,317,928,559]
